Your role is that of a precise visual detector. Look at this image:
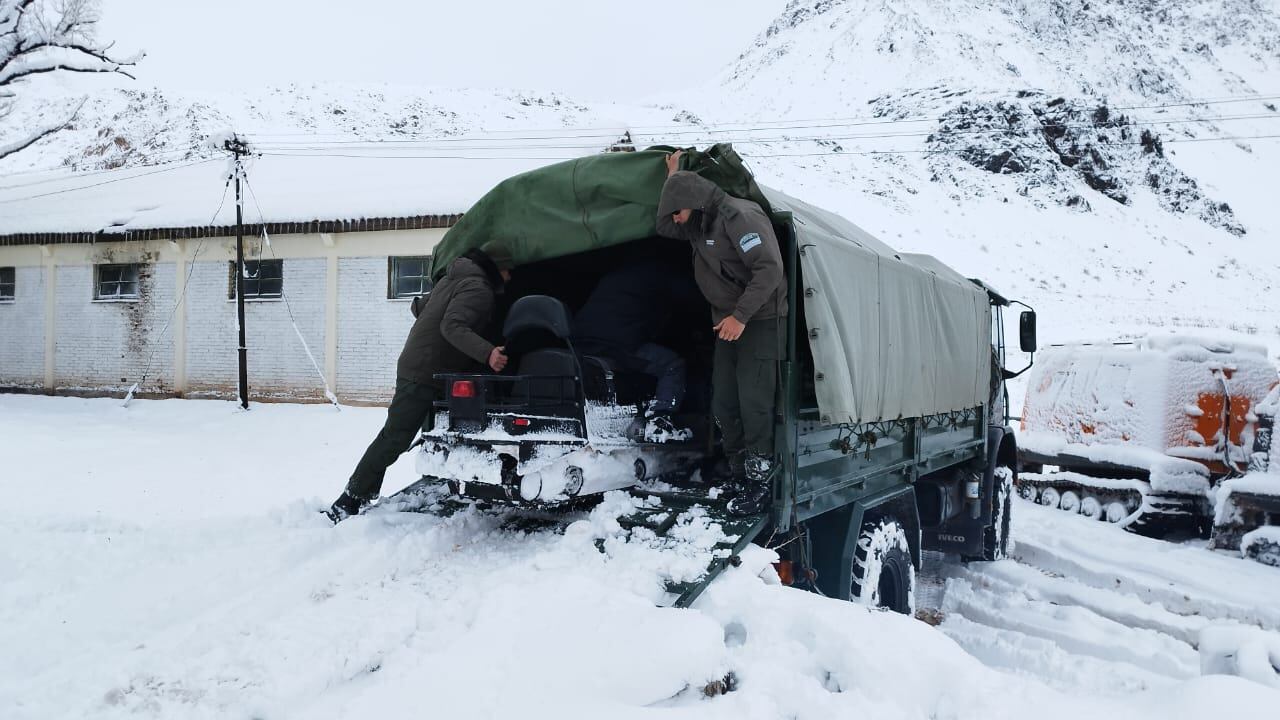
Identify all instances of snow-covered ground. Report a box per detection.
[3,394,1278,719]
[936,501,1280,693]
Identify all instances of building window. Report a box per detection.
[0,267,13,301]
[228,259,283,299]
[95,263,141,300]
[388,256,433,299]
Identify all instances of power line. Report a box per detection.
[3,112,1277,198]
[245,112,1280,154]
[249,130,1280,163]
[3,92,1274,193]
[0,158,220,204]
[240,93,1280,143]
[0,148,211,185]
[744,132,1280,157]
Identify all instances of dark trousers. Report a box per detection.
[346,377,437,500]
[712,317,782,457]
[630,342,686,414]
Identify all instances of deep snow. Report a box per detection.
[3,394,1279,719]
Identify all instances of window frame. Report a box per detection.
[387,255,433,300]
[227,258,284,301]
[94,263,142,301]
[0,266,14,302]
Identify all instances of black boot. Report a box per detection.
[727,452,774,516]
[324,490,371,524]
[643,414,693,443]
[717,450,747,500]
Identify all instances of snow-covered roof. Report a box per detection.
[0,152,568,244]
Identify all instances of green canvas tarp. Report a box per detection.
[427,144,772,279]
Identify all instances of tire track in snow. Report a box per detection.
[929,500,1280,692]
[1009,501,1280,630]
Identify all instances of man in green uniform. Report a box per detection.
[326,245,513,522]
[655,151,787,516]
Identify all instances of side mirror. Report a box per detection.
[1019,310,1037,353]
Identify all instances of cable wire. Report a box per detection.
[123,166,235,407]
[244,112,1280,156]
[250,131,1280,162]
[0,148,211,185]
[0,158,219,203]
[241,172,342,411]
[240,93,1280,143]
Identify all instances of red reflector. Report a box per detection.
[451,380,476,398]
[513,418,531,427]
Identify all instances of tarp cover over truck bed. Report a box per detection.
[429,144,990,424]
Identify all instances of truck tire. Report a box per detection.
[850,517,915,615]
[980,465,1013,561]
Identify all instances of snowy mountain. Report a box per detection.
[721,0,1279,113]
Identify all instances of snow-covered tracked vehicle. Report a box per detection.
[1018,337,1279,538]
[393,144,1034,610]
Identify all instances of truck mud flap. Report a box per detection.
[613,481,770,609]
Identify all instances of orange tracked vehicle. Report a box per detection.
[1017,335,1278,537]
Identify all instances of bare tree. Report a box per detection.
[0,0,141,159]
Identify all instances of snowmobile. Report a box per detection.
[412,288,712,508]
[1017,336,1279,543]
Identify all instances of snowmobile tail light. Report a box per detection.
[513,417,531,427]
[451,380,476,398]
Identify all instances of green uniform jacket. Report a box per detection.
[396,256,497,387]
[656,171,788,325]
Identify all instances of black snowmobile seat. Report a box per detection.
[501,295,580,413]
[503,295,572,356]
[501,294,655,409]
[513,348,579,413]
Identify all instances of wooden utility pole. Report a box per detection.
[224,135,251,409]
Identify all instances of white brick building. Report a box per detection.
[0,224,463,404]
[0,155,551,405]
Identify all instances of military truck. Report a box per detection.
[391,144,1035,613]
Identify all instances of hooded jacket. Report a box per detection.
[396,250,502,387]
[656,171,787,325]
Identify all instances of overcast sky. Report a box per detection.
[98,0,787,102]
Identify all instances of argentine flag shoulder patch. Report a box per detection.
[738,232,763,252]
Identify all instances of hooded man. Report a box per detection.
[655,151,787,516]
[327,244,513,522]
